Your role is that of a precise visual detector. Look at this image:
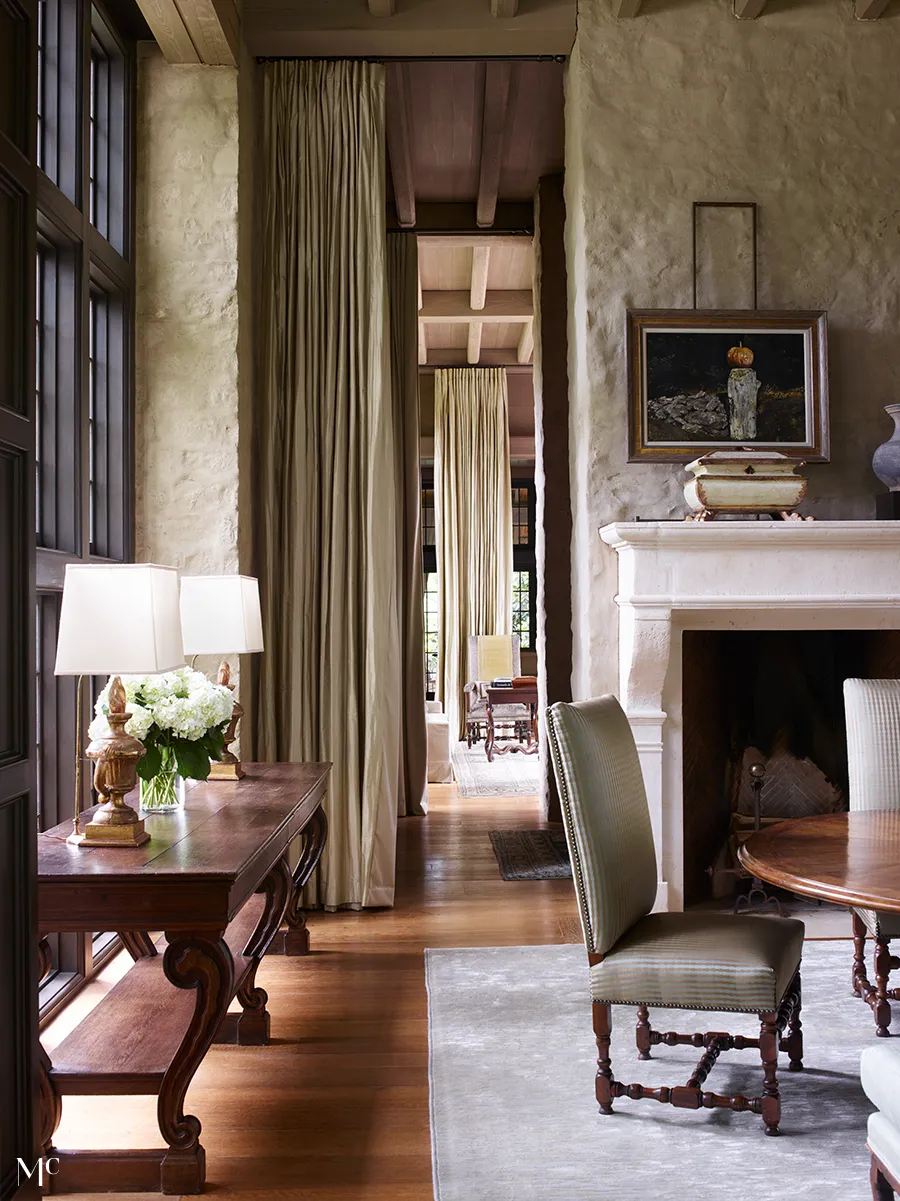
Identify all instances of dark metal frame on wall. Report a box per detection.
[0,0,39,1192]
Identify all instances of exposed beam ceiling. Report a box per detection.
[732,0,767,16]
[136,0,238,63]
[385,64,416,228]
[470,246,491,310]
[419,290,532,323]
[243,0,576,58]
[388,202,534,235]
[517,320,534,365]
[418,234,532,250]
[467,322,483,364]
[419,351,533,371]
[855,0,890,16]
[477,62,517,228]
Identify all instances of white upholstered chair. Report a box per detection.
[463,634,527,748]
[844,678,900,1037]
[546,695,805,1135]
[862,1043,900,1199]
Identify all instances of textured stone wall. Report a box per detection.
[135,46,240,681]
[565,0,900,699]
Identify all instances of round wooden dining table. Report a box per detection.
[738,811,900,914]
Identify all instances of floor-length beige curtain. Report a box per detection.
[434,368,513,740]
[255,60,402,908]
[387,233,427,817]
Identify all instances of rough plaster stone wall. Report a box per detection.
[135,45,240,682]
[565,0,900,700]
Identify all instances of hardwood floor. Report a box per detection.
[48,785,577,1200]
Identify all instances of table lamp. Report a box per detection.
[179,574,264,780]
[54,563,185,847]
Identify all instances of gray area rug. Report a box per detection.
[488,828,571,880]
[427,940,873,1201]
[450,739,541,798]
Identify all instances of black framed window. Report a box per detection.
[33,0,137,1023]
[421,476,438,700]
[511,479,536,653]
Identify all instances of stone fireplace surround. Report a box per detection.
[599,521,900,912]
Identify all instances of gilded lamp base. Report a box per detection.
[68,818,150,847]
[208,756,245,781]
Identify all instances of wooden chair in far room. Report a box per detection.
[844,678,900,1037]
[464,634,522,747]
[545,695,805,1136]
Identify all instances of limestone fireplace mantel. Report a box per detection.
[599,520,900,912]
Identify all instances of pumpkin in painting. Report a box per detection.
[727,343,754,367]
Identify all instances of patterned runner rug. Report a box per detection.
[488,828,572,880]
[450,740,541,798]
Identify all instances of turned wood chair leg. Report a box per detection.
[871,1157,896,1201]
[759,1011,781,1136]
[592,1001,615,1115]
[875,939,893,1037]
[635,1005,652,1060]
[779,973,804,1072]
[854,911,869,997]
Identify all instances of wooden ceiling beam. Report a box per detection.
[467,322,483,364]
[732,0,767,16]
[476,62,518,229]
[855,0,890,16]
[517,320,534,365]
[136,0,238,63]
[419,289,532,322]
[419,350,532,371]
[385,63,416,229]
[417,233,532,250]
[390,201,533,234]
[491,0,519,14]
[368,0,395,13]
[470,246,490,311]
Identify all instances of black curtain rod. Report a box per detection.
[256,54,566,64]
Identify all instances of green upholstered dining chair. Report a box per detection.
[545,695,805,1136]
[844,678,900,1037]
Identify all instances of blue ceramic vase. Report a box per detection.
[873,404,900,491]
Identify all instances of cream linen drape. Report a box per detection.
[256,61,401,908]
[434,368,513,740]
[387,233,428,817]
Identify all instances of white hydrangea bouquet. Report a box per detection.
[89,667,235,811]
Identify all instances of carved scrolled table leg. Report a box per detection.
[270,806,328,956]
[38,940,63,1159]
[215,858,292,1046]
[159,931,234,1195]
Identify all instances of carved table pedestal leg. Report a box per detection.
[159,931,234,1194]
[269,807,328,957]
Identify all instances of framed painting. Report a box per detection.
[626,310,829,463]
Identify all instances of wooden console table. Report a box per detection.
[37,762,330,1195]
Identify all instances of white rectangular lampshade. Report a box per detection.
[179,575,265,656]
[54,563,185,676]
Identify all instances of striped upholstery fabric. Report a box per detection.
[545,697,658,956]
[547,695,803,1013]
[590,912,804,1011]
[844,679,900,939]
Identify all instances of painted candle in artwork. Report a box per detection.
[645,331,806,445]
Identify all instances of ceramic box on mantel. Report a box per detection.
[683,450,807,517]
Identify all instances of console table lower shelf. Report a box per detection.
[37,763,330,1195]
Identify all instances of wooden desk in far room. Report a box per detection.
[37,762,330,1196]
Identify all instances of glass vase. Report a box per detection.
[139,747,185,813]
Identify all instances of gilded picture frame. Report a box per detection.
[626,310,830,463]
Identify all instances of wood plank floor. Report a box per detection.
[49,786,577,1200]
